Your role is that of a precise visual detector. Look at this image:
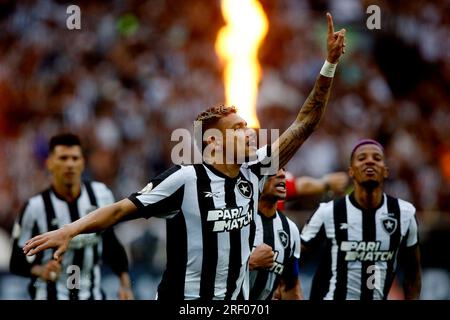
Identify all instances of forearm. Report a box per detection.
[295,177,327,196]
[68,199,135,237]
[403,272,421,300]
[119,272,132,289]
[278,279,303,300]
[276,75,333,168]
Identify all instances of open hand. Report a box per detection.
[23,226,73,261]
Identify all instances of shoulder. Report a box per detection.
[397,198,417,226]
[89,181,113,193]
[397,198,416,214]
[388,195,416,218]
[280,213,300,235]
[22,192,46,219]
[316,199,336,215]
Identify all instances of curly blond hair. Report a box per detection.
[194,104,237,151]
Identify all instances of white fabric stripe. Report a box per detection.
[374,195,389,299]
[211,175,229,299]
[346,197,362,299]
[249,213,264,294]
[37,198,54,300]
[182,168,203,299]
[325,207,338,300]
[232,172,257,300]
[82,246,94,299]
[326,238,339,300]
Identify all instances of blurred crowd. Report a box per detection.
[0,0,449,274]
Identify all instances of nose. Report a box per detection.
[277,168,286,179]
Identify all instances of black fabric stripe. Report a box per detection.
[249,213,274,300]
[17,201,29,225]
[278,212,291,265]
[249,219,256,251]
[88,244,99,300]
[150,165,182,189]
[41,189,58,300]
[224,178,241,300]
[333,197,348,300]
[248,145,271,179]
[68,201,83,300]
[156,189,187,300]
[194,164,218,300]
[28,221,42,300]
[84,181,98,207]
[383,195,401,299]
[10,202,34,277]
[360,206,377,300]
[83,181,99,300]
[128,173,185,220]
[310,235,332,300]
[272,211,293,297]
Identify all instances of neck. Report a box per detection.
[52,181,81,202]
[258,196,278,218]
[210,163,241,178]
[354,183,383,209]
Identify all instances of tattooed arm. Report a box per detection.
[272,13,346,169]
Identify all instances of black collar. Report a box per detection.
[349,192,384,211]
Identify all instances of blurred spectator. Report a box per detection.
[0,0,449,299]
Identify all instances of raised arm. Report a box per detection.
[273,13,346,169]
[23,199,137,260]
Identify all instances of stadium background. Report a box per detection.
[0,0,449,299]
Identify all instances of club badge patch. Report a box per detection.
[381,216,397,235]
[278,230,289,248]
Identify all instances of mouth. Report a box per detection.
[275,181,286,192]
[363,167,376,176]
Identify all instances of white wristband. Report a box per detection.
[320,60,338,78]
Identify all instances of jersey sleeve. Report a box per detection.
[9,201,39,277]
[290,220,301,259]
[398,200,419,247]
[128,165,185,219]
[101,228,129,275]
[244,145,275,192]
[300,202,328,247]
[405,212,419,247]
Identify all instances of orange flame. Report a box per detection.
[215,0,268,128]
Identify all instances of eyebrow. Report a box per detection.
[232,121,247,128]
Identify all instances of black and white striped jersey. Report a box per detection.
[249,210,301,300]
[128,147,271,300]
[301,193,418,300]
[10,181,129,300]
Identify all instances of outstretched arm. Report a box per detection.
[292,172,349,197]
[273,13,346,169]
[23,199,138,260]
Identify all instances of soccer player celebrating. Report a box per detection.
[23,13,346,300]
[301,139,422,300]
[249,168,303,300]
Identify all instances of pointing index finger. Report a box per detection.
[327,12,334,36]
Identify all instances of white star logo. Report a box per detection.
[239,184,249,194]
[385,220,394,230]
